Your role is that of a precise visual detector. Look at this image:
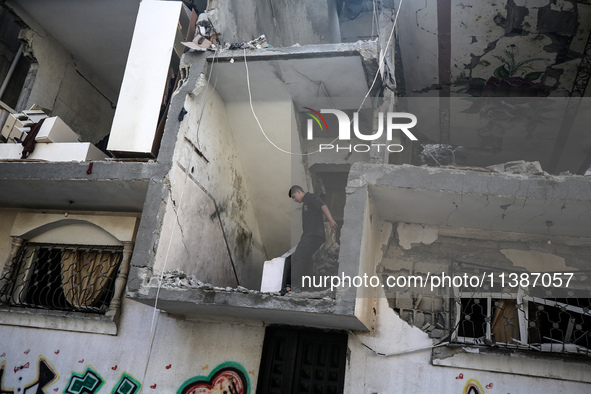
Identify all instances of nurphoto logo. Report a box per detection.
[304,108,418,153]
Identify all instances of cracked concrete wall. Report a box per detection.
[394,0,440,96]
[450,0,591,96]
[344,292,591,393]
[18,29,115,144]
[206,0,340,47]
[395,0,591,96]
[377,222,591,338]
[151,57,267,290]
[342,162,591,390]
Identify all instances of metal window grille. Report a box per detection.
[451,261,591,356]
[452,290,591,356]
[0,243,123,314]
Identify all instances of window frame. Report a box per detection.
[452,287,591,356]
[2,242,124,314]
[0,213,137,335]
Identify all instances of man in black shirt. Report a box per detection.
[284,185,338,293]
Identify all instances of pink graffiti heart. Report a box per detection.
[486,383,494,389]
[112,365,118,370]
[166,364,172,369]
[181,367,246,394]
[455,373,463,380]
[24,349,30,355]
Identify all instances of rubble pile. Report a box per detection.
[153,269,335,300]
[154,270,256,294]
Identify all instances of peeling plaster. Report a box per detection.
[396,222,439,250]
[500,248,576,271]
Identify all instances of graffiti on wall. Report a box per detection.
[63,367,140,394]
[1,352,246,393]
[454,373,498,394]
[463,379,485,394]
[111,374,141,394]
[0,357,58,394]
[177,362,249,394]
[64,366,104,394]
[0,352,141,394]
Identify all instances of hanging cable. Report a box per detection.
[349,330,449,358]
[141,48,219,388]
[243,0,405,156]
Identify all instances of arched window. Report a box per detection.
[0,213,136,334]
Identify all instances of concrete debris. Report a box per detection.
[284,288,335,300]
[154,270,335,299]
[225,35,271,50]
[487,160,545,175]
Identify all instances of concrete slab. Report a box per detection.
[130,285,368,332]
[209,41,379,110]
[349,163,591,238]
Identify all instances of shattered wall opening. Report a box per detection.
[379,222,591,355]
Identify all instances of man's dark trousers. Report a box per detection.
[283,233,325,290]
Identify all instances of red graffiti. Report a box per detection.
[166,364,172,370]
[486,383,494,389]
[180,367,247,394]
[14,362,30,373]
[54,350,60,354]
[24,349,30,355]
[53,388,59,392]
[112,365,118,370]
[455,373,464,380]
[0,353,5,358]
[78,359,84,363]
[150,384,157,389]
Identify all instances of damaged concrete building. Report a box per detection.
[0,0,590,392]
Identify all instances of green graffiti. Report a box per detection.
[64,367,104,394]
[111,373,141,394]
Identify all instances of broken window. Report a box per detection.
[453,287,591,356]
[0,243,122,314]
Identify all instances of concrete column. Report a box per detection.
[0,237,24,302]
[106,242,133,321]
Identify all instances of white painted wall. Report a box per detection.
[0,298,265,393]
[18,29,115,144]
[225,100,307,258]
[155,76,269,289]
